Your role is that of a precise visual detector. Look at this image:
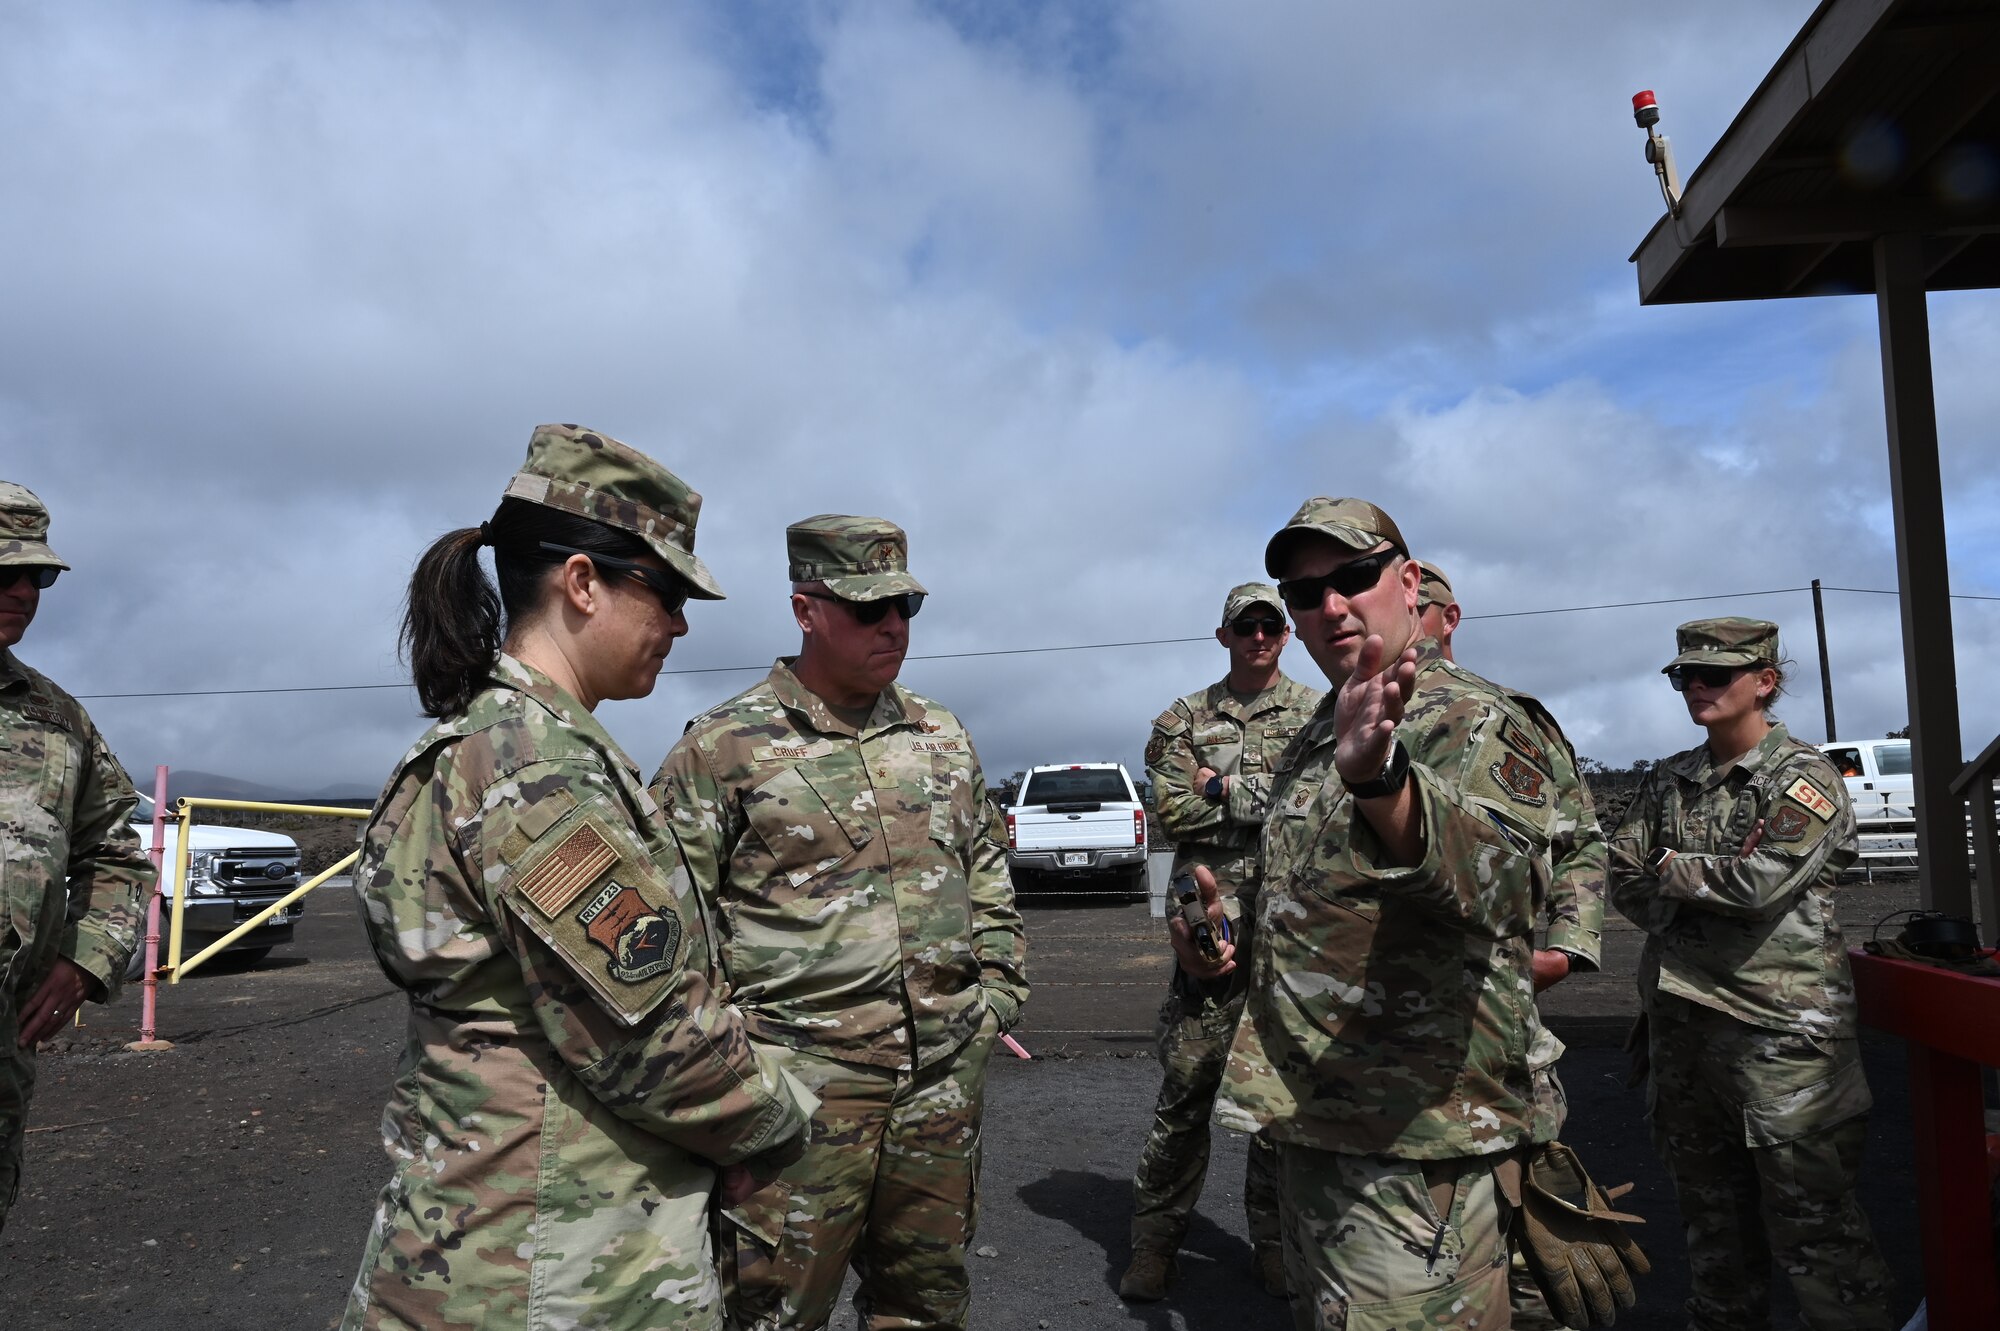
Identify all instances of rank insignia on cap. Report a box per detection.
[1145,733,1168,766]
[1491,753,1547,806]
[576,880,682,983]
[1784,778,1837,821]
[1499,719,1549,772]
[519,820,620,916]
[1767,805,1812,842]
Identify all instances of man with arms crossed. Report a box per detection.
[1121,582,1321,1302]
[652,515,1029,1331]
[1184,499,1561,1329]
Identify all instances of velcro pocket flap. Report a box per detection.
[500,806,685,1027]
[1740,1050,1873,1146]
[742,764,864,886]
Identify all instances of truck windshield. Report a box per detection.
[1877,743,1912,776]
[1022,770,1130,805]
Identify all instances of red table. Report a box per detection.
[1851,949,2000,1329]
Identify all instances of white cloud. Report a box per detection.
[3,0,1994,799]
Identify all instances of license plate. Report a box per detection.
[1062,852,1089,867]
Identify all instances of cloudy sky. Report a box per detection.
[5,0,1996,798]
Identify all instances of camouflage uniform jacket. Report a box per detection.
[652,658,1029,1073]
[1607,721,1860,1038]
[1145,673,1321,898]
[1449,667,1606,971]
[1219,638,1559,1159]
[0,648,148,998]
[346,654,812,1331]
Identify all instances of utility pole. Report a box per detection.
[1812,578,1836,741]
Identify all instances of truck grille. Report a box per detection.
[212,850,302,888]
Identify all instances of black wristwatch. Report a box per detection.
[1345,739,1410,800]
[1203,774,1225,800]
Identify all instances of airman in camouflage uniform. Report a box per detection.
[1206,499,1562,1331]
[652,515,1029,1331]
[1417,561,1607,1330]
[343,428,814,1331]
[1122,582,1320,1302]
[0,481,151,1233]
[1609,618,1892,1331]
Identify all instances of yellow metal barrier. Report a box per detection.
[165,796,370,983]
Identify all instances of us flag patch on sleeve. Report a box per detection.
[1784,778,1838,821]
[519,819,620,915]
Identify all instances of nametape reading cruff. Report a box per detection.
[519,820,620,916]
[1785,777,1838,821]
[752,741,835,763]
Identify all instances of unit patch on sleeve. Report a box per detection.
[1145,732,1169,766]
[518,818,621,916]
[1767,805,1812,842]
[1784,777,1838,821]
[1498,718,1549,771]
[1491,752,1548,806]
[576,879,682,983]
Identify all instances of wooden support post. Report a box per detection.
[1873,234,1969,917]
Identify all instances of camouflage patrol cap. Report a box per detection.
[1221,582,1284,625]
[1264,497,1407,576]
[786,514,927,602]
[0,481,68,570]
[1415,561,1456,611]
[503,424,722,600]
[1664,617,1780,672]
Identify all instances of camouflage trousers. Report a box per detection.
[0,970,32,1233]
[1129,971,1281,1257]
[1509,1050,1569,1331]
[1648,996,1892,1331]
[718,1012,999,1331]
[1276,1143,1513,1331]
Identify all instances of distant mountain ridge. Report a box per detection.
[156,769,377,806]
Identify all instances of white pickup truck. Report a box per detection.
[127,793,304,977]
[1004,763,1149,897]
[1819,738,1915,872]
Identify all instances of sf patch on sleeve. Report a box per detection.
[502,807,687,1026]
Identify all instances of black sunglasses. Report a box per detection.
[799,589,925,624]
[1276,547,1406,612]
[0,566,60,591]
[1228,616,1287,638]
[1667,663,1748,692]
[537,542,690,616]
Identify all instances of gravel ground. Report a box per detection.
[3,873,1930,1329]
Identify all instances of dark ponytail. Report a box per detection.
[401,497,654,718]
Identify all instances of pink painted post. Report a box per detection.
[127,765,174,1052]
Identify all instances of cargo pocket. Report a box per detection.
[716,1175,794,1326]
[742,765,864,890]
[1741,1041,1873,1147]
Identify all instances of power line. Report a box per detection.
[70,582,1997,700]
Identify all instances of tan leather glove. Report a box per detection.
[1519,1141,1651,1328]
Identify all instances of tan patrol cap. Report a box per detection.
[1264,497,1407,577]
[0,481,68,570]
[503,424,723,600]
[1415,561,1455,611]
[1221,582,1283,625]
[1663,617,1779,672]
[786,515,927,602]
